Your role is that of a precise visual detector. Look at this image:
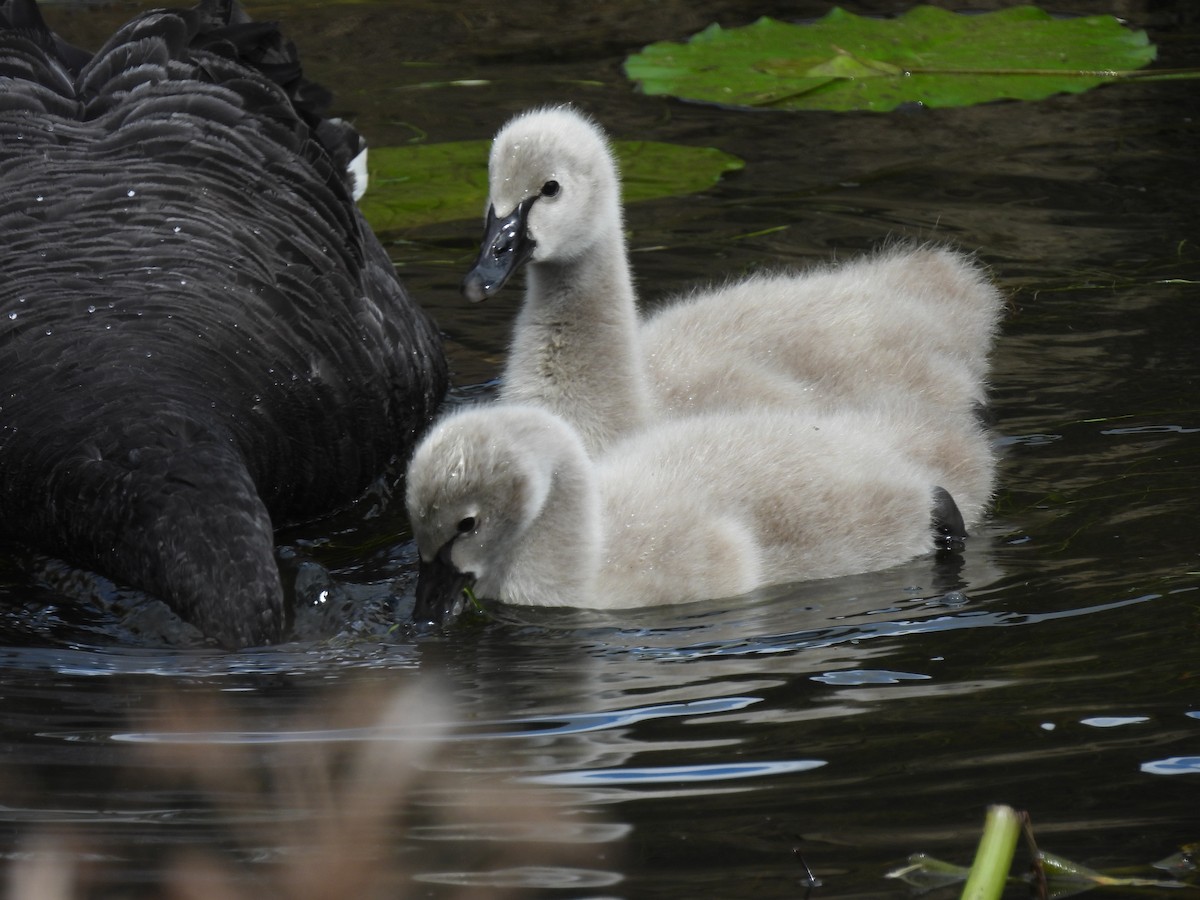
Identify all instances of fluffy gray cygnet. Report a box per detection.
[406,400,993,624]
[414,106,1005,625]
[463,106,1001,454]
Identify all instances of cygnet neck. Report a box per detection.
[501,209,652,455]
[497,413,605,606]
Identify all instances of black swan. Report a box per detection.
[0,0,448,646]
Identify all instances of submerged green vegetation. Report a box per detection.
[887,805,1200,898]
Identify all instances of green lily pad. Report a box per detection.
[359,140,743,233]
[624,6,1159,112]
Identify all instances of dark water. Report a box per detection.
[2,0,1199,897]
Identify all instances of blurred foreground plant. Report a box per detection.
[5,682,611,900]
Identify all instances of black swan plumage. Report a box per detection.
[0,0,449,646]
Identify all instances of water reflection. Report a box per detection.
[527,760,827,786]
[1,0,1198,896]
[1142,757,1200,776]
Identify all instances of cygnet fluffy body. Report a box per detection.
[463,106,1002,452]
[406,402,994,624]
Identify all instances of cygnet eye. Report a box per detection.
[540,180,560,198]
[456,516,477,534]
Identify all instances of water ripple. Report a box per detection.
[57,696,761,746]
[629,591,1169,661]
[1141,757,1200,776]
[526,759,826,786]
[478,696,761,738]
[414,865,623,890]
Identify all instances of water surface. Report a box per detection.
[2,1,1199,896]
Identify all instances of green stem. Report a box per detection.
[960,805,1022,900]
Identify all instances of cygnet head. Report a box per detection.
[405,404,595,625]
[462,106,621,302]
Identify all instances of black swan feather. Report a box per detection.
[0,0,449,646]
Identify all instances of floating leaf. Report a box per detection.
[885,853,974,891]
[1038,851,1198,895]
[359,140,743,233]
[624,6,1160,112]
[359,141,490,234]
[886,848,1200,897]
